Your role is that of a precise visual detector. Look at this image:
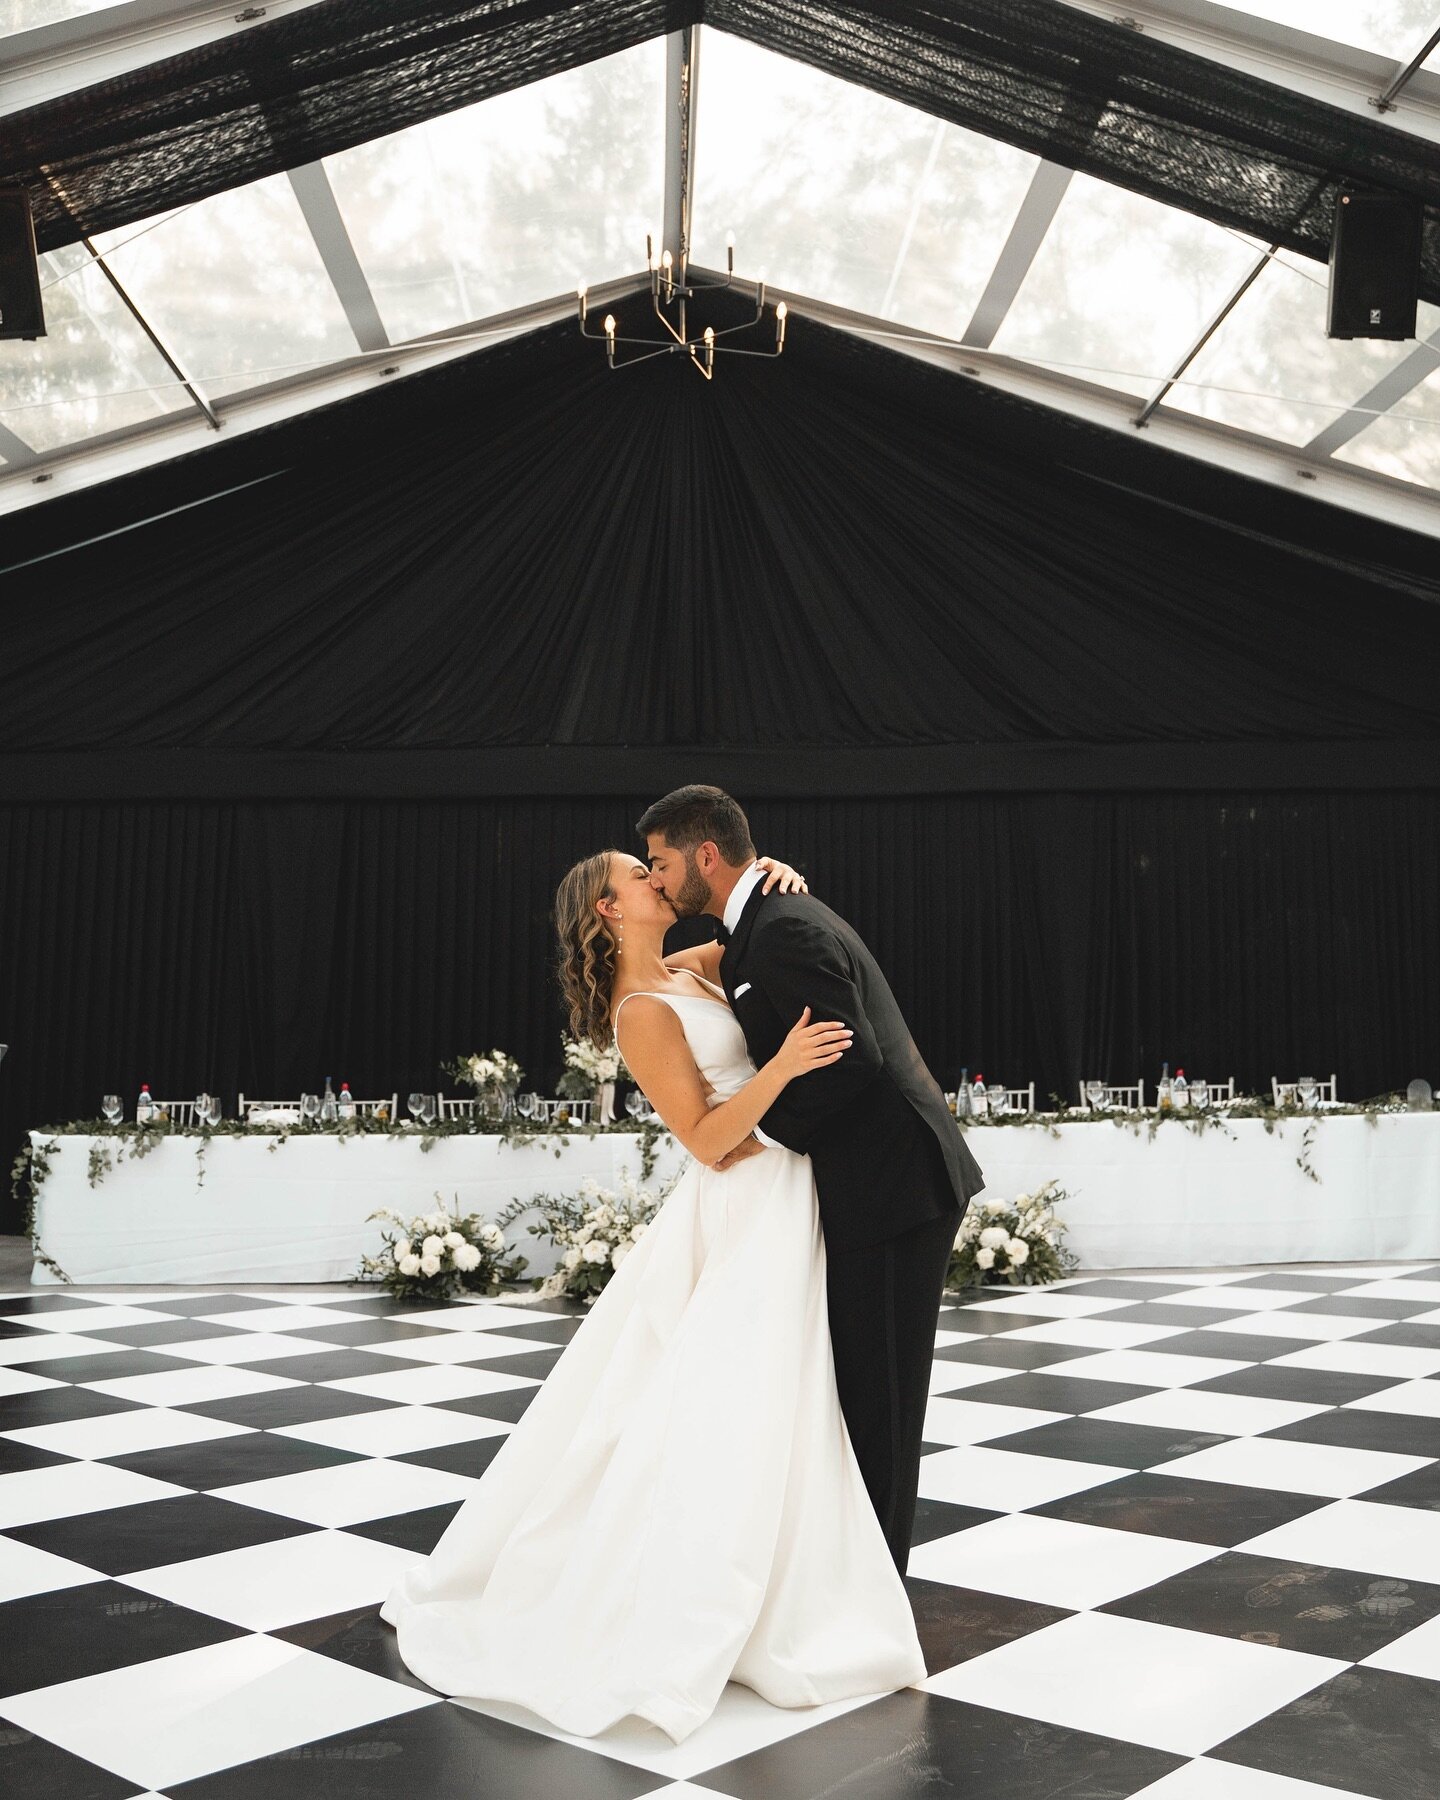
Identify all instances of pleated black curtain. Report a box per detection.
[6,0,1440,300]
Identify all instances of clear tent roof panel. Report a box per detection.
[323,41,666,345]
[1335,360,1440,486]
[89,176,362,401]
[1204,0,1440,60]
[0,240,190,452]
[690,32,1041,328]
[0,0,123,37]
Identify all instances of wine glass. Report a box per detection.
[1084,1080,1105,1112]
[1191,1080,1210,1110]
[205,1094,223,1127]
[514,1091,536,1120]
[407,1092,425,1124]
[418,1093,437,1127]
[1297,1074,1318,1110]
[101,1093,123,1125]
[988,1085,1008,1117]
[625,1089,646,1120]
[300,1093,320,1125]
[195,1093,211,1128]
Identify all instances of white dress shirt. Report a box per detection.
[721,860,784,1151]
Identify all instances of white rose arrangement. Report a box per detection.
[530,1173,663,1304]
[444,1048,524,1099]
[556,1034,629,1100]
[946,1178,1077,1289]
[358,1194,527,1299]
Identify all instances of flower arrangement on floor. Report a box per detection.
[946,1179,1078,1289]
[527,1173,662,1304]
[358,1196,529,1300]
[556,1034,627,1101]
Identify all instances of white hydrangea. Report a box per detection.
[1006,1237,1030,1264]
[585,1241,610,1265]
[630,1221,648,1240]
[563,1246,583,1269]
[419,1253,441,1276]
[451,1241,482,1272]
[978,1226,1009,1250]
[975,1246,996,1269]
[591,1205,614,1228]
[442,1230,464,1248]
[984,1197,1007,1215]
[398,1253,421,1275]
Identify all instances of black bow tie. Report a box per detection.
[714,920,731,946]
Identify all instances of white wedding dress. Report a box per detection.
[379,977,926,1743]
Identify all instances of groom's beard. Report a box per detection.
[669,856,712,919]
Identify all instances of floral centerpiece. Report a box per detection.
[444,1047,524,1120]
[946,1179,1078,1289]
[358,1196,528,1300]
[556,1035,628,1123]
[529,1173,661,1303]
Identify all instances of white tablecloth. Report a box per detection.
[28,1111,1440,1285]
[963,1110,1440,1268]
[29,1131,686,1286]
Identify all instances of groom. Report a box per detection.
[639,785,985,1572]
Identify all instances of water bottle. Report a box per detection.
[1158,1061,1172,1112]
[337,1081,356,1121]
[955,1067,972,1119]
[319,1076,338,1125]
[135,1082,155,1124]
[1173,1067,1189,1109]
[971,1072,988,1120]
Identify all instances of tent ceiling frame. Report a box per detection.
[286,162,390,355]
[82,234,219,430]
[1374,20,1440,111]
[1304,328,1440,456]
[663,24,700,268]
[960,160,1074,349]
[1133,243,1278,429]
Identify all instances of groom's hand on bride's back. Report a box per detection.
[713,1133,765,1172]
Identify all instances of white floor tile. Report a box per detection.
[84,1365,305,1406]
[0,1632,437,1789]
[208,1457,485,1526]
[921,1396,1066,1445]
[123,1526,424,1630]
[398,1302,572,1330]
[1156,1437,1430,1499]
[270,1404,512,1457]
[1198,1312,1379,1344]
[927,1361,1022,1396]
[1089,1389,1330,1437]
[0,1335,132,1365]
[154,1332,356,1365]
[1036,1348,1255,1388]
[1404,1307,1440,1326]
[0,1461,192,1529]
[0,1532,103,1601]
[961,1291,1132,1319]
[1131,1756,1374,1798]
[1343,1380,1440,1419]
[455,1680,881,1782]
[1362,1608,1440,1681]
[1266,1341,1440,1380]
[185,1305,379,1333]
[2,1305,189,1333]
[917,1444,1127,1512]
[1,1408,255,1461]
[908,1512,1221,1608]
[0,1366,63,1396]
[1240,1499,1440,1585]
[1155,1287,1317,1313]
[925,1611,1343,1757]
[348,1334,550,1367]
[1337,1279,1440,1305]
[1000,1318,1187,1351]
[317,1363,538,1405]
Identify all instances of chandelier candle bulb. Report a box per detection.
[576,283,587,324]
[776,300,788,350]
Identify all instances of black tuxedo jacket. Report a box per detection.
[720,886,984,1254]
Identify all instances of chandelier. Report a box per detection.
[578,236,787,381]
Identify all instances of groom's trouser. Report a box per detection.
[825,1142,959,1575]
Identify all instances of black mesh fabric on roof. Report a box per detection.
[3,0,1440,302]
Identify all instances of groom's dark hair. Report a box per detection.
[637,785,756,866]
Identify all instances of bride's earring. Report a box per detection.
[614,912,623,952]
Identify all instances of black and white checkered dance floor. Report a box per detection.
[4,1264,1440,1800]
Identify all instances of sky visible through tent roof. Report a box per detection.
[1,6,1439,513]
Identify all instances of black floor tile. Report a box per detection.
[1263,1408,1440,1460]
[933,1309,1041,1338]
[908,1498,998,1546]
[10,1349,201,1384]
[1140,1330,1282,1362]
[996,1417,1230,1469]
[695,1687,1183,1800]
[1364,1461,1440,1513]
[0,1389,142,1431]
[6,1493,321,1575]
[1284,1295,1437,1320]
[393,1437,509,1480]
[166,1697,660,1800]
[1056,1279,1194,1300]
[0,1579,246,1698]
[269,1602,443,1696]
[467,1348,564,1381]
[1190,1363,1401,1405]
[1210,1666,1440,1800]
[78,1320,250,1348]
[484,1316,585,1344]
[1029,1470,1329,1545]
[345,1503,465,1555]
[279,1320,459,1348]
[0,1438,71,1474]
[176,1387,402,1429]
[104,1431,368,1489]
[1350,1322,1440,1351]
[904,1578,1072,1674]
[0,1319,52,1337]
[1103,1550,1440,1659]
[234,1348,418,1383]
[1226,1273,1369,1293]
[0,1296,104,1315]
[0,1721,148,1800]
[432,1386,537,1424]
[931,1336,1099,1370]
[951,1372,1161,1414]
[1097,1303,1251,1327]
[128,1294,287,1317]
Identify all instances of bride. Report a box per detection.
[379,848,927,1743]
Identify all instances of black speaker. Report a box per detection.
[0,188,45,341]
[1328,190,1421,341]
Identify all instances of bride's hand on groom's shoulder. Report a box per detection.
[756,856,809,896]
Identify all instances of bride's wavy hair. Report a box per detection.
[554,850,623,1050]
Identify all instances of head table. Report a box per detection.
[26,1107,1440,1286]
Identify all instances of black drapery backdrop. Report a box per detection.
[2,315,1438,1230]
